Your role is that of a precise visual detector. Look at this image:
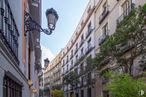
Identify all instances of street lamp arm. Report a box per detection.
[24,11,52,35]
[41,29,52,35]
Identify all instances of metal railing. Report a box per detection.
[0,0,19,64]
[117,3,135,26]
[85,43,94,55]
[79,39,84,47]
[74,48,78,54]
[86,28,93,38]
[99,30,109,45]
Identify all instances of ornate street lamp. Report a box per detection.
[24,8,58,35]
[44,58,50,68]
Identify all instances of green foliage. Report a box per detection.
[63,71,79,86]
[105,71,146,97]
[51,89,64,97]
[86,56,96,71]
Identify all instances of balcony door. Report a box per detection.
[81,90,84,97]
[122,0,131,16]
[87,88,92,97]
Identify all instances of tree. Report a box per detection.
[92,4,146,74]
[63,71,79,86]
[51,89,64,97]
[105,71,146,97]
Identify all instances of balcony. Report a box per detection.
[79,39,84,47]
[74,54,85,66]
[80,80,84,87]
[66,60,69,64]
[79,53,85,61]
[0,0,19,65]
[85,44,94,55]
[83,79,87,86]
[74,48,78,54]
[99,6,109,24]
[98,32,109,45]
[74,59,79,66]
[116,40,135,56]
[86,28,93,38]
[117,4,135,27]
[70,54,73,59]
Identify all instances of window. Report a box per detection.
[81,48,84,56]
[71,50,73,55]
[76,43,78,50]
[102,23,108,35]
[80,63,84,73]
[99,1,109,24]
[99,24,109,42]
[63,60,65,65]
[75,43,78,54]
[122,0,131,16]
[87,88,92,97]
[0,0,19,60]
[88,22,92,33]
[67,65,68,72]
[81,90,84,97]
[81,34,84,40]
[80,34,84,47]
[102,2,108,15]
[71,60,73,68]
[87,38,91,49]
[71,50,73,58]
[63,68,65,74]
[66,56,69,63]
[76,55,78,61]
[3,76,22,97]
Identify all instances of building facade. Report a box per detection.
[61,0,97,97]
[0,0,42,97]
[60,0,146,97]
[44,51,62,97]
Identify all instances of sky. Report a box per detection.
[41,0,89,64]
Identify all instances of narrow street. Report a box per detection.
[0,0,146,97]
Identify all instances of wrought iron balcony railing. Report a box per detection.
[70,53,73,59]
[86,28,93,38]
[0,0,19,64]
[79,39,84,47]
[99,31,109,45]
[99,5,110,24]
[74,48,78,54]
[117,3,135,26]
[85,43,94,55]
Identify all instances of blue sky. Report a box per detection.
[41,0,89,61]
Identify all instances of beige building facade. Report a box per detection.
[44,51,62,97]
[61,0,96,97]
[59,0,146,97]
